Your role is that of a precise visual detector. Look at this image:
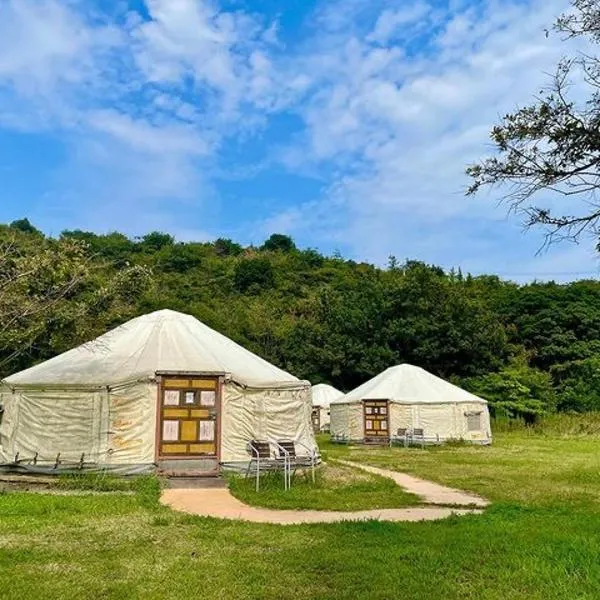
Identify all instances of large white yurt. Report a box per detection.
[329,364,491,444]
[0,309,317,474]
[311,383,343,433]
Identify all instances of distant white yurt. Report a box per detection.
[0,309,317,474]
[311,384,343,433]
[330,364,491,444]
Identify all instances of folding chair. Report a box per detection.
[412,428,425,448]
[391,428,408,447]
[272,440,318,489]
[246,440,278,492]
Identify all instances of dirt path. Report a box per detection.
[160,461,488,525]
[335,460,488,507]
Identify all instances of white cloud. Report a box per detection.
[87,109,210,156]
[0,0,280,234]
[129,0,280,117]
[0,0,118,91]
[261,0,586,274]
[367,3,432,45]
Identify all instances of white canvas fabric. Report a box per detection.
[311,383,343,407]
[0,310,317,470]
[5,309,299,388]
[330,364,491,444]
[341,364,487,405]
[311,383,343,432]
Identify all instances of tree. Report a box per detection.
[233,258,275,293]
[214,238,243,257]
[467,0,600,246]
[462,364,557,423]
[61,230,134,265]
[158,243,205,273]
[9,218,41,235]
[550,357,600,411]
[261,234,296,253]
[0,230,152,375]
[139,231,174,252]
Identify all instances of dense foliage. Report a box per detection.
[1,224,599,419]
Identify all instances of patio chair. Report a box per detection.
[412,428,425,448]
[390,428,409,447]
[272,440,319,489]
[246,440,281,492]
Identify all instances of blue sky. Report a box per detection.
[0,0,598,281]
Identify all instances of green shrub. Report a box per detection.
[463,363,556,423]
[550,358,600,412]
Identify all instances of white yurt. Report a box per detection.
[0,309,317,474]
[311,383,343,432]
[329,364,491,444]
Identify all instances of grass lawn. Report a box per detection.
[2,424,600,599]
[227,461,421,510]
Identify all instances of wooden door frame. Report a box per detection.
[311,407,321,433]
[362,399,390,441]
[154,372,224,463]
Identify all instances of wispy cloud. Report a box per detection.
[0,0,281,236]
[258,0,582,275]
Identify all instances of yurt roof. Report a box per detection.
[311,383,344,407]
[4,309,303,388]
[336,364,487,405]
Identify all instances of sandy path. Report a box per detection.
[160,461,488,525]
[335,460,488,507]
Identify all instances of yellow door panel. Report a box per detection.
[191,379,217,389]
[191,409,210,418]
[161,444,188,454]
[181,420,197,441]
[189,443,216,454]
[163,379,190,388]
[163,408,189,418]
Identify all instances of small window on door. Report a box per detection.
[466,413,481,432]
[163,390,180,406]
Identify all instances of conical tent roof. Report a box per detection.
[4,309,302,388]
[311,383,343,407]
[338,364,487,405]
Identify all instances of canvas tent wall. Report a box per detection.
[329,364,491,444]
[311,384,343,432]
[0,309,317,473]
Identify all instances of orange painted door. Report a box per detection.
[159,377,218,457]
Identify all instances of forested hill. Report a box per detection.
[2,219,600,418]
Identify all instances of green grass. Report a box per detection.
[320,430,600,509]
[56,472,139,492]
[227,461,420,510]
[1,425,600,599]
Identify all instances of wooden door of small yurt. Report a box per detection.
[363,400,389,443]
[157,376,220,458]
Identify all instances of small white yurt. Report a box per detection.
[329,364,491,444]
[311,384,343,433]
[0,309,317,474]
